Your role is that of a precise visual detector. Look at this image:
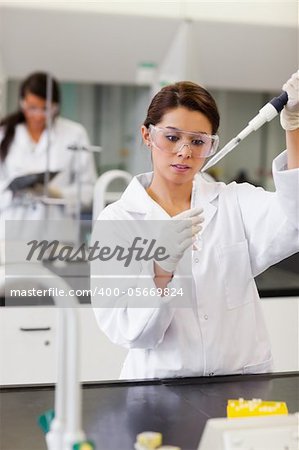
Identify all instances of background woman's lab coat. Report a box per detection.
[91,151,299,380]
[0,117,97,224]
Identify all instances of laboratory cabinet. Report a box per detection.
[0,296,298,385]
[0,307,56,385]
[0,307,127,385]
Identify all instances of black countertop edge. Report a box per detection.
[159,371,299,386]
[1,371,298,393]
[258,289,299,297]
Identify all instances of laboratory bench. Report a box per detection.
[1,372,298,450]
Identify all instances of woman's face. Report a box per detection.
[142,106,214,185]
[21,92,56,133]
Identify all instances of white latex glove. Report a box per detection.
[155,207,204,274]
[280,70,299,131]
[31,183,62,198]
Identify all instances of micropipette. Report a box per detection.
[202,91,288,172]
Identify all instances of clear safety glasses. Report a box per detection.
[20,100,58,117]
[149,124,219,158]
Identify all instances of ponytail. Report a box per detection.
[0,111,25,162]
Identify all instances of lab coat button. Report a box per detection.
[194,258,199,263]
[204,314,209,320]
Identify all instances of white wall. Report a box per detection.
[0,3,296,90]
[1,0,297,27]
[261,297,299,373]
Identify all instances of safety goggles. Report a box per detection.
[149,125,219,158]
[20,100,58,117]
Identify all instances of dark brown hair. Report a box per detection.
[0,72,60,161]
[143,81,220,134]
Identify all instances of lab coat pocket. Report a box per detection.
[218,240,254,310]
[243,356,273,374]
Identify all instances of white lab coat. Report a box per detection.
[0,117,96,223]
[92,151,299,380]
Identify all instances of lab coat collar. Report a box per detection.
[119,172,158,216]
[119,172,221,227]
[189,172,221,231]
[17,119,59,152]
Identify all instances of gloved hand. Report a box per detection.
[155,207,204,274]
[31,183,62,198]
[280,70,299,131]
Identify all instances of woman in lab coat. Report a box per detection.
[0,72,96,226]
[91,72,299,380]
